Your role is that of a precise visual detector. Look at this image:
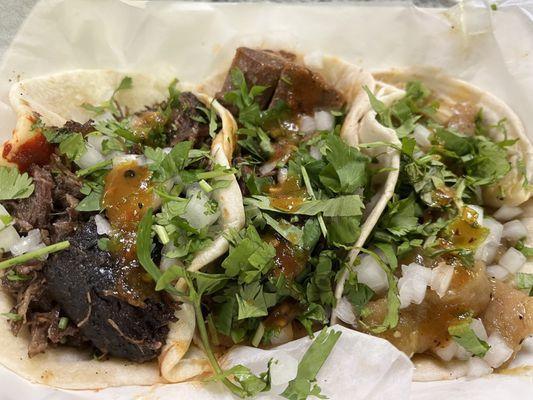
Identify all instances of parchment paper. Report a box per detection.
[0,1,532,399]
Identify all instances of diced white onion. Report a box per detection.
[182,187,220,229]
[499,247,526,273]
[494,205,523,222]
[486,265,509,280]
[502,220,528,241]
[269,353,299,387]
[9,229,43,256]
[433,340,458,362]
[455,343,472,360]
[87,133,106,153]
[484,333,513,368]
[76,144,105,169]
[467,357,493,378]
[309,145,322,160]
[475,218,504,263]
[269,324,294,346]
[277,168,288,184]
[413,124,432,149]
[0,226,20,253]
[113,154,147,167]
[398,263,432,309]
[314,111,335,131]
[470,318,488,341]
[335,296,358,327]
[298,115,316,134]
[430,263,454,298]
[356,255,389,295]
[94,214,112,235]
[466,204,484,225]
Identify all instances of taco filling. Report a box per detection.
[0,77,231,362]
[337,78,533,376]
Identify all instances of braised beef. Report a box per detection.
[218,47,290,110]
[166,92,210,147]
[62,120,95,136]
[217,47,346,116]
[3,165,53,232]
[44,219,175,362]
[269,63,345,115]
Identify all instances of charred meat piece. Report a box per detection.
[167,92,210,146]
[217,47,290,110]
[44,219,175,362]
[61,120,95,136]
[3,165,53,232]
[269,63,345,115]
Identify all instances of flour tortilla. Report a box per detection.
[0,70,242,388]
[371,68,533,381]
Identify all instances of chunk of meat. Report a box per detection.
[3,165,53,232]
[61,120,96,136]
[167,92,211,146]
[44,219,175,362]
[217,47,290,110]
[269,62,345,115]
[482,280,533,352]
[362,261,491,357]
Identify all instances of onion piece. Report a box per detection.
[299,115,316,134]
[314,111,335,131]
[467,357,493,378]
[94,214,112,235]
[269,353,299,387]
[9,229,43,256]
[309,145,322,160]
[475,218,503,263]
[335,296,357,327]
[356,255,389,294]
[430,263,454,298]
[413,124,432,149]
[470,318,488,341]
[269,324,293,346]
[484,333,513,368]
[182,187,220,229]
[398,263,432,309]
[494,205,523,222]
[433,340,458,362]
[277,168,288,184]
[502,220,528,241]
[0,226,21,253]
[76,144,105,169]
[486,265,509,280]
[499,247,526,273]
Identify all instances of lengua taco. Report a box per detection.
[334,66,533,381]
[0,70,243,389]
[182,47,400,373]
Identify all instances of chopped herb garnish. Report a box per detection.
[0,166,34,200]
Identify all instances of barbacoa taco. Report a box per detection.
[0,70,243,388]
[334,66,533,381]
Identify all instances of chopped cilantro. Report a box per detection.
[0,166,34,200]
[448,320,490,357]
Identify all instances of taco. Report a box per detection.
[181,47,401,361]
[0,70,243,389]
[334,66,533,381]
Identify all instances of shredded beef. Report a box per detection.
[167,92,210,147]
[4,165,54,232]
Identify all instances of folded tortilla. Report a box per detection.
[369,67,533,381]
[0,70,242,389]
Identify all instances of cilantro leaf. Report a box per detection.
[281,328,341,400]
[448,320,490,357]
[0,166,34,200]
[245,195,364,217]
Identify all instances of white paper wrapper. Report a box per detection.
[0,0,533,399]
